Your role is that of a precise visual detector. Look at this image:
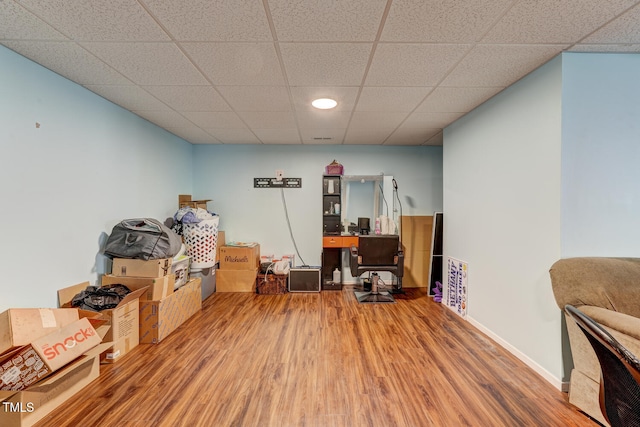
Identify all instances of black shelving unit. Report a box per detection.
[322,175,342,290]
[322,175,341,235]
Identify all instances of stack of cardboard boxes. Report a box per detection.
[100,257,202,345]
[1,261,204,426]
[217,243,261,292]
[0,308,107,426]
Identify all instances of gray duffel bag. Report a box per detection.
[104,218,181,260]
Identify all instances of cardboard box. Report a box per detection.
[58,282,147,364]
[101,274,175,301]
[0,309,80,356]
[219,244,260,270]
[216,231,225,262]
[217,268,258,292]
[111,258,172,278]
[0,343,107,427]
[139,278,202,344]
[178,194,211,210]
[0,318,102,392]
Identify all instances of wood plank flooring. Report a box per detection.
[37,288,597,427]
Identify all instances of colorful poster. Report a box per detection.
[445,257,468,318]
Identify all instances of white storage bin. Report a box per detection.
[182,217,219,269]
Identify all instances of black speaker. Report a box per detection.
[358,217,370,235]
[289,267,321,292]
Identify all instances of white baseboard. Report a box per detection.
[466,316,567,392]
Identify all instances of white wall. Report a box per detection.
[561,53,640,257]
[193,144,442,266]
[443,56,563,387]
[0,46,193,311]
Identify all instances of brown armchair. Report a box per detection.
[550,257,640,425]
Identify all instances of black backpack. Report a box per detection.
[71,284,131,311]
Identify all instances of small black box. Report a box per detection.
[289,267,321,292]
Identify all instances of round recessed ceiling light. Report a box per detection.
[312,98,337,109]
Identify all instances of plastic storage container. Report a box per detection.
[333,268,341,284]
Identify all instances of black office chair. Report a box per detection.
[349,235,404,303]
[565,304,640,427]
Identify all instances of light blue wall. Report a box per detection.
[193,144,442,265]
[561,53,640,257]
[0,46,193,311]
[443,56,563,386]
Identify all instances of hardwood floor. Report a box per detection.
[37,288,597,427]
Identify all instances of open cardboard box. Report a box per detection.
[0,318,102,392]
[0,308,80,356]
[58,282,147,364]
[0,342,110,427]
[101,274,174,301]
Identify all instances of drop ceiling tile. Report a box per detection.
[343,127,394,145]
[0,2,67,40]
[290,87,359,112]
[296,110,352,129]
[237,112,297,129]
[581,4,640,44]
[366,44,470,86]
[384,127,441,145]
[349,112,408,129]
[143,86,230,112]
[416,87,503,113]
[206,128,262,144]
[1,41,131,85]
[482,0,637,44]
[300,128,346,144]
[356,87,432,112]
[217,86,292,112]
[441,44,567,87]
[182,112,247,129]
[133,110,194,128]
[18,0,169,41]
[81,42,207,86]
[253,128,301,144]
[182,42,284,86]
[144,0,272,41]
[403,112,464,128]
[382,0,512,43]
[269,0,387,41]
[167,127,221,144]
[85,85,170,111]
[280,43,372,86]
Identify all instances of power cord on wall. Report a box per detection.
[393,179,403,246]
[280,188,308,266]
[379,182,389,217]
